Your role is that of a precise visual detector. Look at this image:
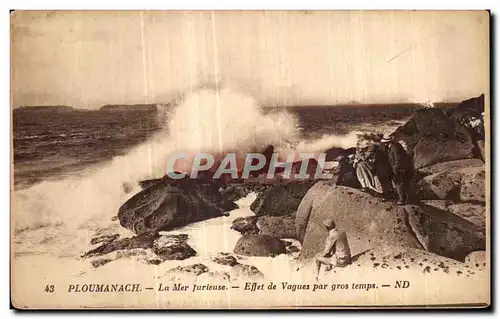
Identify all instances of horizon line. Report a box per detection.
[13,100,464,110]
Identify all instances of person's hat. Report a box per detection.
[323,218,335,229]
[380,133,394,143]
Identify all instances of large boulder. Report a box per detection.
[447,94,485,122]
[295,180,337,242]
[250,181,317,216]
[298,182,485,262]
[118,177,237,235]
[233,234,286,257]
[257,214,297,239]
[417,166,485,202]
[393,107,476,169]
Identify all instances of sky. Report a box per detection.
[11,10,489,109]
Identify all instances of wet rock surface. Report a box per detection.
[83,232,159,258]
[83,233,196,264]
[152,234,197,260]
[118,177,238,235]
[231,216,259,235]
[211,252,239,267]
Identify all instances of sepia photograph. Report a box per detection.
[10,10,490,309]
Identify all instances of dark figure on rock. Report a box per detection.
[381,133,417,205]
[370,143,395,199]
[334,154,360,188]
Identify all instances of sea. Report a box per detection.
[12,89,456,306]
[13,103,420,189]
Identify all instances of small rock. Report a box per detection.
[82,232,158,258]
[231,264,264,280]
[167,264,209,276]
[91,259,112,268]
[211,252,238,267]
[153,234,197,260]
[231,216,259,235]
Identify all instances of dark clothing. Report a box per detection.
[385,141,416,204]
[371,145,394,198]
[336,158,360,188]
[387,142,413,173]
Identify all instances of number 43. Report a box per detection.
[44,285,55,293]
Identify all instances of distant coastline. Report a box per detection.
[99,104,160,111]
[12,101,459,112]
[14,105,74,111]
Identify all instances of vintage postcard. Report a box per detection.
[10,10,490,309]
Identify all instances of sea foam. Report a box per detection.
[12,88,360,252]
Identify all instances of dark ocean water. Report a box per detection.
[13,104,431,187]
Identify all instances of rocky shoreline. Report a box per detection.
[82,94,487,281]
